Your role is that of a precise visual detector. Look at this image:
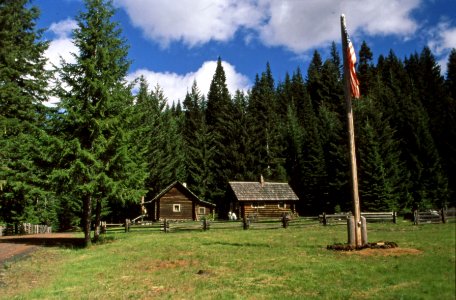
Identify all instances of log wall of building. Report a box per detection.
[241,202,295,219]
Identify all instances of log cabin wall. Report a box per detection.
[195,204,213,220]
[159,187,193,220]
[242,202,295,219]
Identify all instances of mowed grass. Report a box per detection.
[1,222,455,299]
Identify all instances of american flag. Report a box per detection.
[347,37,360,99]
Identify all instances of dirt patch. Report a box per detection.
[140,259,192,272]
[341,247,423,256]
[0,233,82,265]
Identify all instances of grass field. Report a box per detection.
[1,221,455,299]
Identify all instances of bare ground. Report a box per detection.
[341,247,423,256]
[0,233,83,265]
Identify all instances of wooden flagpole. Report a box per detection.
[340,14,362,247]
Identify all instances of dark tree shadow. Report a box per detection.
[0,235,85,248]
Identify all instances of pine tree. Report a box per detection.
[183,81,206,191]
[205,57,234,214]
[247,63,284,180]
[229,90,253,181]
[405,48,454,206]
[448,49,456,100]
[138,83,185,202]
[374,50,447,210]
[445,49,456,203]
[0,0,56,225]
[317,104,350,212]
[53,0,144,246]
[307,50,324,109]
[358,41,375,96]
[355,98,404,211]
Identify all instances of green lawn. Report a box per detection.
[1,222,455,299]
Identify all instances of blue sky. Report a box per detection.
[35,0,456,106]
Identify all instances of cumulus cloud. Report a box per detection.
[428,21,456,55]
[43,19,78,106]
[44,19,78,70]
[259,0,420,52]
[115,0,264,47]
[115,0,420,52]
[427,20,456,75]
[127,60,251,106]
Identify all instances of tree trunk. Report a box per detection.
[93,198,102,243]
[83,195,92,247]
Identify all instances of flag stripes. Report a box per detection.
[347,38,360,99]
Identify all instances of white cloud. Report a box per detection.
[428,21,456,55]
[259,0,420,52]
[115,0,420,52]
[127,60,251,106]
[115,0,264,47]
[43,19,79,106]
[44,19,78,70]
[427,20,456,75]
[49,18,78,39]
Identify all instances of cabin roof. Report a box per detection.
[229,181,299,202]
[145,181,216,207]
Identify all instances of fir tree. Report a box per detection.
[355,98,404,211]
[375,50,447,209]
[205,57,233,214]
[53,0,144,246]
[0,0,55,225]
[445,49,456,203]
[247,63,284,180]
[358,41,374,96]
[307,50,324,109]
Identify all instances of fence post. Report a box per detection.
[282,214,290,228]
[361,216,368,246]
[125,219,130,233]
[347,216,355,247]
[163,219,169,233]
[393,211,397,224]
[413,210,418,225]
[202,218,210,231]
[0,226,3,237]
[243,217,250,230]
[322,212,327,226]
[441,208,447,224]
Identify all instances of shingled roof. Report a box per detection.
[229,181,299,202]
[144,181,215,207]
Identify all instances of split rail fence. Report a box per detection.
[99,208,455,234]
[318,212,397,225]
[101,216,320,234]
[0,223,52,236]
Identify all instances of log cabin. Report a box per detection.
[229,176,299,220]
[144,182,215,221]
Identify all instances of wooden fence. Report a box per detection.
[95,208,456,235]
[413,208,456,224]
[318,212,397,225]
[0,223,52,236]
[101,216,320,234]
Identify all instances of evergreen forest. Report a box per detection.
[1,0,455,245]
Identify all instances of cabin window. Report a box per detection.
[173,204,181,212]
[199,207,206,214]
[251,202,265,208]
[278,202,286,209]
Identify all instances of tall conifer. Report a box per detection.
[54,0,144,246]
[0,0,55,225]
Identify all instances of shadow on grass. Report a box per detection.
[202,241,272,248]
[0,234,85,248]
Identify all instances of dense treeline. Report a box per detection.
[1,1,455,242]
